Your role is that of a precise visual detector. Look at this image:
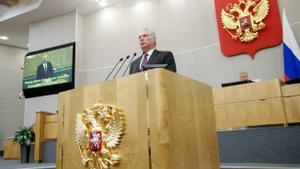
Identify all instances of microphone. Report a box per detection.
[105,57,124,81]
[122,52,137,76]
[113,55,130,79]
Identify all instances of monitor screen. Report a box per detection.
[22,42,75,98]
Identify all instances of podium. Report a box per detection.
[56,69,220,169]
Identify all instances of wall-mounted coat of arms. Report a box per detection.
[222,0,269,42]
[75,101,126,169]
[214,0,282,59]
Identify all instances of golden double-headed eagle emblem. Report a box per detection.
[75,101,126,169]
[221,0,269,42]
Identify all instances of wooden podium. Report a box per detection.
[56,69,220,169]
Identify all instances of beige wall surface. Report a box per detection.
[0,44,27,150]
[82,0,300,87]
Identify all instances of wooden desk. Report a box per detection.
[213,79,286,130]
[282,83,300,123]
[34,112,58,162]
[3,138,20,160]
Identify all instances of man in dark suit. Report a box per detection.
[36,54,54,80]
[129,28,176,74]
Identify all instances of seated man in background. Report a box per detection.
[129,28,177,74]
[239,71,249,81]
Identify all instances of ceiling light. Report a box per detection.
[99,0,108,7]
[0,36,9,40]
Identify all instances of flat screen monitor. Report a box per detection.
[22,42,75,98]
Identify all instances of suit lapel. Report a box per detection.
[133,56,143,72]
[147,49,158,64]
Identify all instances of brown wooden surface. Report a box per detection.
[45,115,58,123]
[284,96,300,123]
[34,112,45,162]
[282,83,300,97]
[43,122,58,139]
[34,112,58,162]
[57,69,220,169]
[215,98,286,129]
[57,72,150,169]
[147,70,220,169]
[282,84,300,123]
[213,79,283,105]
[4,138,20,160]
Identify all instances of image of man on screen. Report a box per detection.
[36,53,54,80]
[129,28,176,74]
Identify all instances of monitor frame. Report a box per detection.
[22,42,76,98]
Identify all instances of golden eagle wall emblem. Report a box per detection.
[75,101,126,169]
[221,0,269,42]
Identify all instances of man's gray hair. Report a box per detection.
[141,27,156,42]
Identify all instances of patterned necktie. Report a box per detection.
[140,53,148,71]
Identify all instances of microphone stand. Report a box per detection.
[105,58,123,81]
[122,52,137,76]
[113,55,130,79]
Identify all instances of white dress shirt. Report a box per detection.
[139,48,155,70]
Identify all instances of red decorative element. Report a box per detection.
[214,0,282,59]
[239,16,252,31]
[89,131,102,153]
[285,75,289,81]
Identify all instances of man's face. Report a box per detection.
[139,31,155,52]
[42,55,48,63]
[240,72,248,81]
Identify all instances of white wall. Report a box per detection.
[75,11,85,87]
[24,12,77,126]
[0,44,27,150]
[82,0,300,87]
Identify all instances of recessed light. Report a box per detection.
[0,36,9,40]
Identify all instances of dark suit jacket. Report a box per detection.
[129,49,176,74]
[36,62,54,80]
